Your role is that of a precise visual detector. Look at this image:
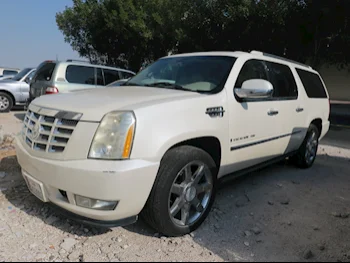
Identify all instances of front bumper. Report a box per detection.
[15,136,160,225]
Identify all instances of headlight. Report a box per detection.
[88,111,136,160]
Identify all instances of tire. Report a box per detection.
[292,124,320,169]
[0,92,13,113]
[142,145,218,237]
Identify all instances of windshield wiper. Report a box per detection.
[144,82,198,92]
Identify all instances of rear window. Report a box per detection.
[103,69,121,85]
[33,62,56,81]
[66,65,95,85]
[3,70,18,75]
[296,69,327,98]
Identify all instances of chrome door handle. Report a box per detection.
[268,110,279,116]
[296,107,304,113]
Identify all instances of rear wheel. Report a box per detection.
[0,92,13,112]
[142,145,217,237]
[292,124,320,169]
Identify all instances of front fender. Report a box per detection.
[130,96,229,162]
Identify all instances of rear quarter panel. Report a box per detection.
[292,66,330,139]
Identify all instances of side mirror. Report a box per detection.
[234,79,273,100]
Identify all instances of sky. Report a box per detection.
[0,0,81,69]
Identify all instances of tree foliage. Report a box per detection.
[56,0,350,71]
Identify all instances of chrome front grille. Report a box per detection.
[22,109,79,153]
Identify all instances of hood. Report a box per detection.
[31,86,201,121]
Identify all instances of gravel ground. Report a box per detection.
[1,112,350,262]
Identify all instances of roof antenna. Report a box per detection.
[56,54,58,62]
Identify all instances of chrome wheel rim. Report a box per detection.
[168,161,213,227]
[305,130,318,164]
[0,96,9,110]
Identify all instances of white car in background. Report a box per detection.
[0,67,20,80]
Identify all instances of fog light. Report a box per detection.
[75,195,118,211]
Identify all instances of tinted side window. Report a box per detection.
[34,63,56,81]
[266,62,298,99]
[66,65,95,85]
[3,70,18,75]
[235,60,268,88]
[296,69,327,98]
[96,68,104,86]
[121,71,135,79]
[103,69,121,85]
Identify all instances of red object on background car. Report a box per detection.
[45,87,59,94]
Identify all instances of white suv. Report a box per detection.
[16,51,330,236]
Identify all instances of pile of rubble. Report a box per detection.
[0,125,15,149]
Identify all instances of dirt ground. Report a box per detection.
[0,112,350,262]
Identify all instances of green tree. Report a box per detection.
[57,0,350,71]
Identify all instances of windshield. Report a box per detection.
[12,68,33,81]
[125,56,237,93]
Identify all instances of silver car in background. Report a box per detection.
[0,75,15,81]
[29,60,135,103]
[0,68,36,112]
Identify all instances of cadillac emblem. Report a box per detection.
[30,122,41,141]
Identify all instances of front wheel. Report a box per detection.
[142,145,217,237]
[292,124,320,169]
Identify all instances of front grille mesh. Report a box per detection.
[22,109,79,153]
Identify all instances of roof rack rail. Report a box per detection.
[66,59,91,64]
[250,50,312,69]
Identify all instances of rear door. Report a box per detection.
[30,61,57,99]
[264,61,306,154]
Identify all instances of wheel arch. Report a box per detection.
[310,118,322,138]
[165,136,222,169]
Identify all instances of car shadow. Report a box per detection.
[321,126,350,150]
[2,151,350,261]
[1,154,110,237]
[124,153,350,261]
[14,113,25,121]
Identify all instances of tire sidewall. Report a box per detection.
[0,93,13,112]
[153,146,218,236]
[300,124,320,168]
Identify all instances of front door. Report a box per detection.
[226,59,286,173]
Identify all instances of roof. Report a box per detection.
[163,50,314,72]
[52,60,135,74]
[163,51,248,58]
